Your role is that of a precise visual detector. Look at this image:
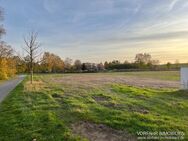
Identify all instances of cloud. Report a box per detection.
[43,0,62,14]
[168,0,180,11]
[127,31,188,41]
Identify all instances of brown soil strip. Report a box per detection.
[72,121,137,141]
[50,75,179,89]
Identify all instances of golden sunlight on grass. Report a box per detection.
[24,80,44,92]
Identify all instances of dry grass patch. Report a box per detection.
[49,73,179,89]
[24,80,45,92]
[92,95,110,102]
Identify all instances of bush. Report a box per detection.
[0,58,16,80]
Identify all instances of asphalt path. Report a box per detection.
[0,75,25,103]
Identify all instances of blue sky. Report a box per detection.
[0,0,188,63]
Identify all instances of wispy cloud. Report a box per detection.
[168,0,180,11]
[43,0,61,14]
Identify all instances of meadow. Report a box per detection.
[0,71,187,141]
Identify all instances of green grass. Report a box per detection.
[42,71,180,81]
[60,71,180,81]
[0,73,187,141]
[110,71,180,81]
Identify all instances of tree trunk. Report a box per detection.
[30,59,33,84]
[30,69,33,84]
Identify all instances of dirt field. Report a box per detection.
[72,121,136,141]
[50,73,179,89]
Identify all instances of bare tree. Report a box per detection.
[135,53,151,65]
[23,32,41,84]
[0,41,13,58]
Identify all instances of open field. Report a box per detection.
[0,71,187,141]
[113,71,180,81]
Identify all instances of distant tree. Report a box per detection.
[112,60,120,64]
[13,56,27,73]
[74,59,82,71]
[135,53,151,65]
[104,61,109,69]
[135,53,156,69]
[150,60,160,65]
[166,62,171,70]
[41,52,53,72]
[51,54,64,73]
[64,57,72,72]
[97,63,104,71]
[175,59,179,69]
[83,63,98,72]
[41,52,64,73]
[23,31,41,84]
[0,42,13,58]
[82,63,86,71]
[124,60,129,64]
[148,59,160,69]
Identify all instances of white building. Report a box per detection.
[180,67,188,89]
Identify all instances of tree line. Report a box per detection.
[1,47,181,73]
[0,35,182,81]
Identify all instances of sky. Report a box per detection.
[0,0,188,63]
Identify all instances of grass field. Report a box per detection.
[0,71,187,141]
[116,71,180,81]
